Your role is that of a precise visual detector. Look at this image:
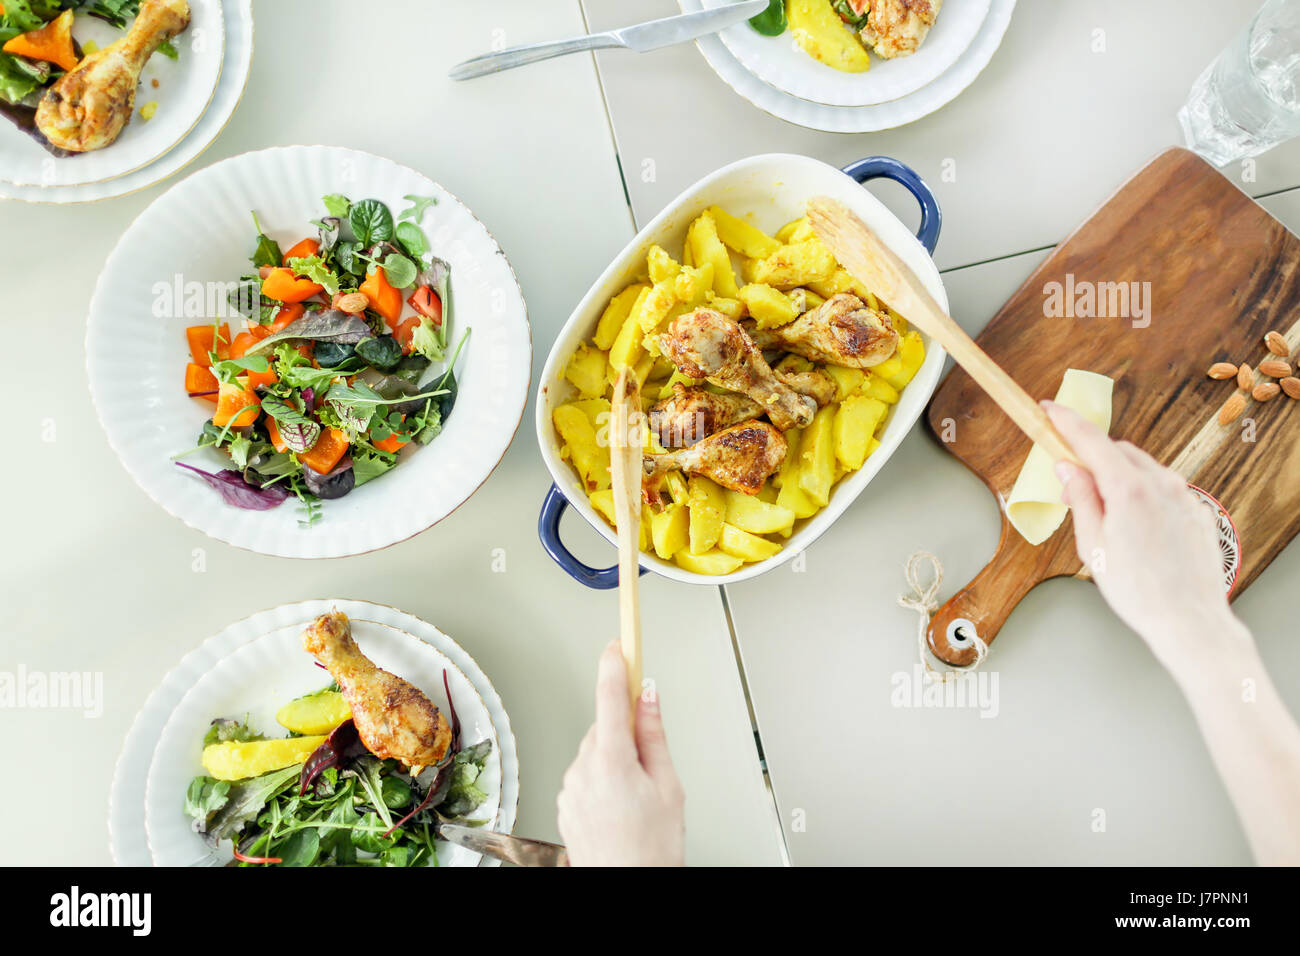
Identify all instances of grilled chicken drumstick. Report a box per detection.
[650,367,837,448]
[644,419,787,496]
[744,293,899,368]
[36,0,190,152]
[657,308,816,430]
[302,611,453,773]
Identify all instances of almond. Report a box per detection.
[1282,377,1300,400]
[1265,331,1290,356]
[1253,382,1281,402]
[1237,363,1254,390]
[1219,392,1247,426]
[1208,362,1239,380]
[333,291,370,314]
[1259,359,1292,378]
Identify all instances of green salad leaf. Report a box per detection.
[348,198,394,247]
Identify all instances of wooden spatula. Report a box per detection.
[609,368,643,721]
[808,198,1080,466]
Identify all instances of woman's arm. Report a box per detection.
[1047,401,1300,866]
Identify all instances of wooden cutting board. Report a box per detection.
[925,147,1300,666]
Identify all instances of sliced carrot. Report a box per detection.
[185,363,219,402]
[283,238,320,262]
[360,267,403,327]
[372,415,409,453]
[269,303,305,332]
[297,427,349,474]
[213,378,260,427]
[265,418,289,454]
[2,9,78,72]
[186,324,231,367]
[228,330,260,360]
[244,363,277,391]
[262,268,323,304]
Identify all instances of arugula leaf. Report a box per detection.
[348,198,394,247]
[210,354,269,385]
[286,255,341,297]
[200,764,301,846]
[273,343,348,391]
[322,193,351,218]
[398,194,438,222]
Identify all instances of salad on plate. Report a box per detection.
[184,612,494,867]
[177,193,469,526]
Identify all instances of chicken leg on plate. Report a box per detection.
[36,0,190,153]
[649,367,837,448]
[657,308,816,430]
[644,419,787,496]
[302,611,453,773]
[744,293,899,368]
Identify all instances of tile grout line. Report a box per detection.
[578,1,638,233]
[719,584,794,867]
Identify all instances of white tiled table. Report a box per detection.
[0,0,782,866]
[580,0,1300,864]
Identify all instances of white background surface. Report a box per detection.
[4,0,1300,867]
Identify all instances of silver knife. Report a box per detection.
[448,0,770,81]
[440,824,570,867]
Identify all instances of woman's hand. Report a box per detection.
[556,641,685,866]
[1044,401,1250,676]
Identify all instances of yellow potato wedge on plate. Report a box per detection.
[202,736,328,781]
[276,690,351,736]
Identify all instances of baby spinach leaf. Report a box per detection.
[334,240,365,276]
[395,221,429,259]
[184,777,231,826]
[355,335,403,372]
[348,198,394,247]
[250,211,282,268]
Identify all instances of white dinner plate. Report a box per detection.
[145,615,507,867]
[706,0,990,107]
[110,599,520,867]
[684,0,1015,132]
[86,144,532,558]
[0,0,251,204]
[0,0,224,187]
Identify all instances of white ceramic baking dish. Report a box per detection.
[536,153,947,587]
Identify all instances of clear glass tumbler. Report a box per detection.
[1178,0,1300,166]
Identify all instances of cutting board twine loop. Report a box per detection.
[899,551,989,681]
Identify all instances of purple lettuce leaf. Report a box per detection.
[176,462,290,511]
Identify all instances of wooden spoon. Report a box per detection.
[609,368,643,721]
[808,198,1080,466]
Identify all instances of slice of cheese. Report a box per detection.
[1006,369,1114,545]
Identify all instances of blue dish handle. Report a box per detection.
[840,156,941,255]
[538,484,646,590]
